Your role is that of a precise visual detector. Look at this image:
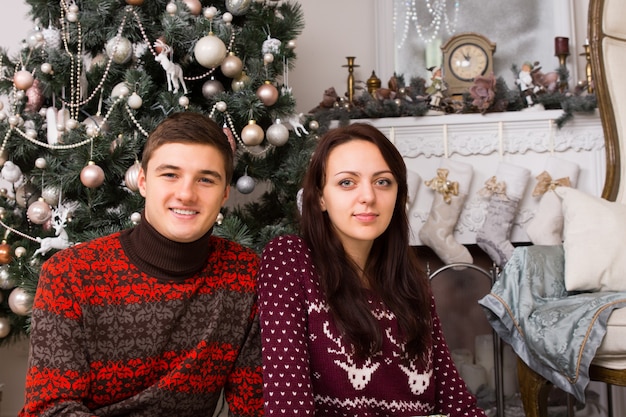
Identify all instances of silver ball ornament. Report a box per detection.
[266,119,289,146]
[0,265,15,290]
[241,120,264,146]
[236,175,255,194]
[226,0,252,15]
[309,120,319,131]
[216,101,227,112]
[27,198,52,224]
[42,186,61,206]
[124,161,142,192]
[80,162,105,188]
[194,33,226,68]
[0,317,11,338]
[202,78,225,99]
[8,287,33,316]
[131,212,142,224]
[178,96,189,107]
[105,37,133,64]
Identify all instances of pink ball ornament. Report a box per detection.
[241,120,264,146]
[25,79,45,113]
[13,69,35,91]
[194,33,227,68]
[221,52,243,78]
[183,0,202,15]
[27,198,52,225]
[256,81,279,106]
[80,162,105,188]
[8,287,33,316]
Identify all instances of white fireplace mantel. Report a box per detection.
[353,109,605,245]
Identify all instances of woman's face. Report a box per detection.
[320,139,398,258]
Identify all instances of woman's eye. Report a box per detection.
[339,179,354,187]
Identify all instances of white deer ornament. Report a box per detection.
[154,40,188,95]
[33,206,72,257]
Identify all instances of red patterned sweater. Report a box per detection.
[259,235,487,417]
[20,224,263,417]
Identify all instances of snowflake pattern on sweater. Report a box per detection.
[259,235,487,417]
[20,233,263,417]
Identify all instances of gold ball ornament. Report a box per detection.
[221,52,243,78]
[226,0,252,15]
[80,162,105,188]
[8,287,33,316]
[266,119,289,147]
[183,0,202,15]
[194,33,227,68]
[0,316,11,338]
[27,198,52,225]
[105,37,133,64]
[241,120,264,146]
[231,72,250,92]
[13,69,35,91]
[124,161,142,192]
[256,81,279,106]
[125,0,144,5]
[0,242,12,264]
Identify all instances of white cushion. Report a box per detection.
[555,187,626,292]
[593,307,626,369]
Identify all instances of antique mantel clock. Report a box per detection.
[441,33,496,96]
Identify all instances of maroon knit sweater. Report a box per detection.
[259,235,487,417]
[20,218,263,417]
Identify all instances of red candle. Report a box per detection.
[555,37,569,56]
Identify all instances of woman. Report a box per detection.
[258,123,486,416]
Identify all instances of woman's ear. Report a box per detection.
[319,194,327,212]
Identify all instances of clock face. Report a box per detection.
[448,43,489,81]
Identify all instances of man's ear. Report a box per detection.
[137,168,147,198]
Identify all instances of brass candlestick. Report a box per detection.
[342,56,359,103]
[580,43,593,93]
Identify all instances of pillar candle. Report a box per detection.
[425,38,442,69]
[460,363,488,394]
[474,333,495,387]
[554,37,569,56]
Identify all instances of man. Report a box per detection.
[20,112,263,417]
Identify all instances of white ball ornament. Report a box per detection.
[80,161,105,188]
[263,53,274,64]
[166,2,178,15]
[241,120,264,146]
[222,12,233,24]
[124,161,142,192]
[203,6,217,19]
[40,62,53,74]
[131,212,142,224]
[127,92,143,109]
[8,287,33,316]
[27,198,52,225]
[216,101,227,112]
[194,33,226,68]
[14,246,27,258]
[0,317,11,338]
[266,119,289,146]
[178,96,189,107]
[236,174,255,194]
[35,157,47,169]
[111,82,130,98]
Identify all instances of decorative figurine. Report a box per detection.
[425,66,447,112]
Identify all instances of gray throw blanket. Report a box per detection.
[478,245,626,402]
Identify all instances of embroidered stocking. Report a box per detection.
[418,159,473,264]
[526,157,580,245]
[476,162,530,267]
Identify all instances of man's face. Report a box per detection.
[138,142,229,243]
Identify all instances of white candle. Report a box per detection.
[389,126,395,144]
[460,363,488,394]
[425,37,443,69]
[451,348,473,369]
[474,333,495,388]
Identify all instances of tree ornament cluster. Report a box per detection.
[0,0,307,344]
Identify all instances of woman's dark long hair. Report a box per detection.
[300,123,432,362]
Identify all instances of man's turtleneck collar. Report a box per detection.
[119,212,212,281]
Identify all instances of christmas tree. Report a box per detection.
[0,0,311,345]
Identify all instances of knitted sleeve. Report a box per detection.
[258,235,316,416]
[431,299,487,417]
[20,248,95,417]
